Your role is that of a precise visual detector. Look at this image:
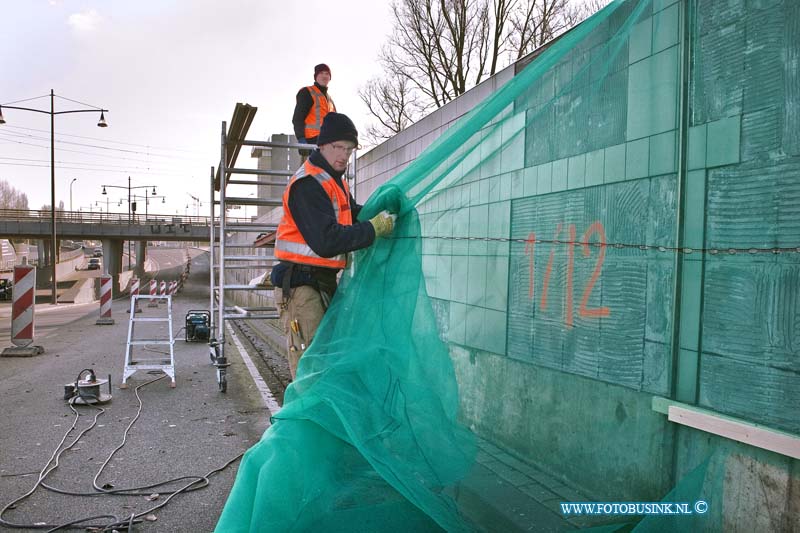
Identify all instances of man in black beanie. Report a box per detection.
[292,63,335,160]
[272,112,396,379]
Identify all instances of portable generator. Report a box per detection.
[185,310,211,342]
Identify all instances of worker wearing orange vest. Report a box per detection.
[272,112,396,379]
[292,63,336,160]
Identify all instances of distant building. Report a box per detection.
[0,239,16,269]
[250,133,301,219]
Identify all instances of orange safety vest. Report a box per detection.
[275,160,352,269]
[303,85,336,140]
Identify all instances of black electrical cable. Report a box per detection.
[96,454,243,533]
[0,394,113,529]
[0,374,244,531]
[45,514,121,533]
[44,374,236,499]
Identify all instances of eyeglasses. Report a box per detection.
[330,143,356,155]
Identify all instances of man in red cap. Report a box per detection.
[292,63,336,160]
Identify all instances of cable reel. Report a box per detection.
[63,368,112,405]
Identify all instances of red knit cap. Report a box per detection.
[314,63,331,79]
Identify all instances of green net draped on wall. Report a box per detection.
[214,2,642,529]
[216,0,798,529]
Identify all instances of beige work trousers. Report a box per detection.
[276,286,326,379]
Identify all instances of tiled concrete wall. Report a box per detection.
[354,0,799,508]
[354,68,515,204]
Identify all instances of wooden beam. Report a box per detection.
[667,405,800,460]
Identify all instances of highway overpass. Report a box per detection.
[0,209,235,298]
[0,209,212,241]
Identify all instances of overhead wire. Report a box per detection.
[0,161,189,177]
[0,135,199,177]
[0,128,204,161]
[1,94,51,106]
[0,156,192,174]
[1,124,206,155]
[53,93,104,110]
[2,93,102,110]
[0,131,195,167]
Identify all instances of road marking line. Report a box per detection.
[225,323,281,415]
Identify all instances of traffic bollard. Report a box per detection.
[2,265,44,356]
[96,274,114,325]
[147,279,159,308]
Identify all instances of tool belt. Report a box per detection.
[279,261,337,309]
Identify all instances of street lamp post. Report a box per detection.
[130,193,166,221]
[102,177,158,223]
[70,178,77,213]
[94,200,110,218]
[0,90,108,304]
[247,192,255,220]
[188,193,203,217]
[99,196,111,217]
[102,177,158,270]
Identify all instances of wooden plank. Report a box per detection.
[668,405,800,460]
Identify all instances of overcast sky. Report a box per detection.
[0,0,394,217]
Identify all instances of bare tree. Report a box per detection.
[382,0,492,108]
[359,66,429,144]
[361,0,610,142]
[39,200,64,212]
[0,179,29,209]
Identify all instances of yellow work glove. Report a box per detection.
[369,210,397,238]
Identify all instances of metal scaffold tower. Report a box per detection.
[208,103,358,392]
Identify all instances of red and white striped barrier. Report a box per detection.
[10,266,35,346]
[159,280,167,303]
[128,276,142,313]
[169,281,176,296]
[96,274,114,325]
[147,278,159,307]
[1,265,44,356]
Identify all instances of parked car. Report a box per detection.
[0,279,12,300]
[87,258,102,270]
[93,248,103,257]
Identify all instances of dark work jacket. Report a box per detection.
[292,82,330,143]
[271,150,375,289]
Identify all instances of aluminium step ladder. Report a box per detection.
[208,104,358,392]
[121,294,176,388]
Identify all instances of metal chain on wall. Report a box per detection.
[397,235,800,256]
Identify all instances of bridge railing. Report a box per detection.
[0,209,239,226]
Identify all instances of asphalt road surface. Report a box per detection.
[0,248,272,532]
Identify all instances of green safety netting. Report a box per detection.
[213,0,748,530]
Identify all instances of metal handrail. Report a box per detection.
[0,209,252,227]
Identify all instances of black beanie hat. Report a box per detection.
[317,112,358,147]
[314,63,331,78]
